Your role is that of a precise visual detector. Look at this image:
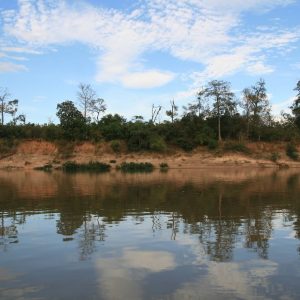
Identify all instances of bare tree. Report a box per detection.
[0,88,19,125]
[166,100,178,123]
[89,98,106,122]
[77,83,106,122]
[151,104,162,123]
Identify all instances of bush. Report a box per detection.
[270,152,280,162]
[176,138,195,152]
[159,162,169,172]
[117,162,154,173]
[62,161,111,172]
[0,139,18,156]
[110,140,121,153]
[149,136,167,152]
[286,143,299,161]
[207,139,218,150]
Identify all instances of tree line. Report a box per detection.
[1,79,300,152]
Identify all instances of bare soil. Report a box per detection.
[0,140,300,170]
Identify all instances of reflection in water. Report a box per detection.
[0,169,300,299]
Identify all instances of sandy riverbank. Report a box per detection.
[1,140,300,170]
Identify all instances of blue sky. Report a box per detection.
[0,0,299,123]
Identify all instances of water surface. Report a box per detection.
[0,169,300,299]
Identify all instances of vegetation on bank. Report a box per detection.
[62,161,111,172]
[117,162,154,173]
[1,80,300,158]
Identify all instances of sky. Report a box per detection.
[0,0,299,124]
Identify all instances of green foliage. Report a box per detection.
[175,137,195,152]
[270,152,280,162]
[62,161,111,172]
[0,138,18,156]
[56,101,86,140]
[110,140,121,153]
[207,139,218,150]
[159,162,169,172]
[98,114,126,140]
[224,142,250,154]
[149,135,167,152]
[286,143,299,161]
[117,162,154,173]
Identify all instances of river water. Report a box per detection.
[0,168,300,299]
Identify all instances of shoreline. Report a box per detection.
[1,140,300,170]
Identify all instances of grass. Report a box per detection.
[62,161,111,172]
[117,162,154,173]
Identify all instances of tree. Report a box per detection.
[241,88,252,138]
[290,80,300,129]
[166,100,178,123]
[242,79,271,140]
[77,83,106,121]
[205,80,236,141]
[56,101,86,139]
[151,104,162,123]
[184,88,208,118]
[0,88,19,125]
[89,98,106,122]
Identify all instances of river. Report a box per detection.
[0,168,300,299]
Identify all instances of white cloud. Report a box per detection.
[1,47,42,55]
[119,70,175,89]
[247,62,274,75]
[0,61,28,73]
[1,0,299,88]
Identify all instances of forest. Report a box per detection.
[0,79,300,154]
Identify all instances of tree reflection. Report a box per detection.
[0,169,300,260]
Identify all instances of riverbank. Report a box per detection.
[0,140,300,170]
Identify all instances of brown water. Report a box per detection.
[0,168,300,300]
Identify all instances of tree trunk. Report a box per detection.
[218,115,222,141]
[1,100,4,125]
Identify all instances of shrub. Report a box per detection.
[207,139,218,150]
[176,138,195,152]
[159,162,169,172]
[62,161,111,172]
[110,140,121,153]
[270,152,280,162]
[286,143,299,161]
[149,136,167,152]
[117,162,154,173]
[0,139,18,157]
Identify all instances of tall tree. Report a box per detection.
[151,104,162,123]
[205,80,236,141]
[184,88,208,118]
[77,83,106,122]
[0,88,19,125]
[56,100,86,139]
[89,98,107,122]
[166,100,178,123]
[290,80,300,129]
[242,79,271,140]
